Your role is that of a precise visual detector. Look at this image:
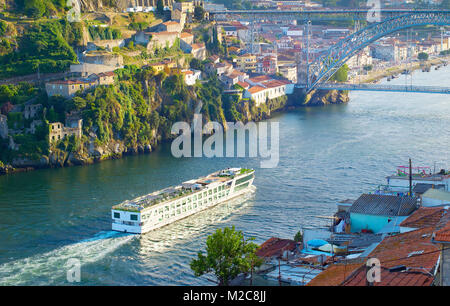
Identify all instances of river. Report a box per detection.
[0,65,449,285]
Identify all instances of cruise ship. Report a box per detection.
[111,168,255,234]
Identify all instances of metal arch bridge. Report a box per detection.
[209,9,450,94]
[305,11,450,93]
[295,83,450,94]
[208,9,449,20]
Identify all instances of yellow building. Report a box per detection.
[235,54,257,72]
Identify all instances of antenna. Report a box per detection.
[409,158,412,196]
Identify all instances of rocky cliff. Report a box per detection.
[303,89,349,106]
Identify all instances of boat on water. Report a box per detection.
[111,168,255,234]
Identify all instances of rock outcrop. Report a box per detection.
[303,89,349,106]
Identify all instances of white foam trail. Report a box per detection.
[137,186,257,255]
[0,231,135,286]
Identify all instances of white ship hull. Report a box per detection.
[111,169,255,234]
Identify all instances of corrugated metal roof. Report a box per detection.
[422,189,450,202]
[350,194,418,216]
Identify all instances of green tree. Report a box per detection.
[418,52,429,61]
[190,226,262,286]
[194,5,205,21]
[294,231,303,243]
[156,0,164,15]
[330,64,349,82]
[24,0,46,18]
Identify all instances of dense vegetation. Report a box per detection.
[0,20,81,78]
[190,226,262,286]
[88,26,122,41]
[12,0,67,18]
[330,64,349,82]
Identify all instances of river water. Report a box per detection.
[0,66,449,285]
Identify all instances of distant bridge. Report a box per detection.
[211,9,450,94]
[296,83,450,94]
[305,11,449,92]
[209,9,450,21]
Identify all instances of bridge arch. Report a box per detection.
[307,11,450,92]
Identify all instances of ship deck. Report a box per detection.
[112,168,253,212]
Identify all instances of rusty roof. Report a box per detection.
[247,86,266,94]
[307,262,363,286]
[368,227,439,271]
[256,237,297,258]
[400,207,447,229]
[341,266,434,286]
[433,211,450,243]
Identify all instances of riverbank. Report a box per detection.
[349,55,450,84]
[1,64,449,284]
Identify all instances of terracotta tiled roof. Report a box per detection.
[400,207,446,229]
[237,81,249,89]
[264,79,290,88]
[163,21,180,26]
[191,43,205,50]
[342,266,434,286]
[434,211,450,242]
[256,237,297,258]
[48,79,88,85]
[180,32,193,38]
[309,227,440,286]
[368,227,439,271]
[248,75,272,83]
[434,223,450,242]
[247,86,266,94]
[307,263,363,286]
[97,71,115,77]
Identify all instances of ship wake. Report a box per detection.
[0,231,135,285]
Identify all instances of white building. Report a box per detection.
[243,78,294,106]
[181,69,202,86]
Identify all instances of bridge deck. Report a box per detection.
[296,83,450,94]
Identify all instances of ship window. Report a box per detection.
[199,194,202,199]
[214,188,217,193]
[182,206,186,212]
[193,203,197,208]
[193,195,197,200]
[165,214,169,219]
[165,206,169,211]
[114,212,120,218]
[203,191,207,196]
[209,197,212,202]
[171,211,175,216]
[177,209,181,214]
[209,190,212,195]
[130,214,138,221]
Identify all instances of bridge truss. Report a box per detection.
[210,9,450,93]
[306,11,450,92]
